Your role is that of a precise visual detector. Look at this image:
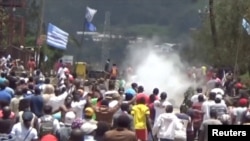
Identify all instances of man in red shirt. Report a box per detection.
[136,86,149,104]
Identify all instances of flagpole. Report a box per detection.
[234,21,244,79]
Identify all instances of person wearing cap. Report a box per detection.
[81,107,97,141]
[11,111,38,141]
[81,107,98,141]
[56,111,76,141]
[233,98,248,125]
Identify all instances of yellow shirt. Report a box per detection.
[131,104,150,129]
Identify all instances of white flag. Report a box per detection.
[46,23,69,50]
[242,18,250,35]
[85,6,97,22]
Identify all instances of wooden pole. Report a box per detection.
[35,0,45,67]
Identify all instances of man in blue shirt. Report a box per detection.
[0,82,12,105]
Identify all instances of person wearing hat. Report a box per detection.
[11,111,38,140]
[56,111,76,141]
[81,110,98,141]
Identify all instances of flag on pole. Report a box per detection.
[84,6,97,32]
[85,6,97,22]
[46,23,69,50]
[85,22,97,32]
[242,18,250,35]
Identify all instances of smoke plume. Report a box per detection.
[124,38,193,108]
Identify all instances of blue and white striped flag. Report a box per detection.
[46,23,69,50]
[242,18,250,35]
[85,6,97,22]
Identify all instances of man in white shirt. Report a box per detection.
[191,87,207,104]
[154,92,172,121]
[211,82,224,96]
[201,92,216,120]
[11,111,38,141]
[152,105,181,141]
[71,91,87,118]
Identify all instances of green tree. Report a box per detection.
[193,0,250,72]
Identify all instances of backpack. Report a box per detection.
[39,115,55,137]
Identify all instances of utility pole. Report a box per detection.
[101,11,111,63]
[35,0,45,67]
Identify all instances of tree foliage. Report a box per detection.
[192,0,250,72]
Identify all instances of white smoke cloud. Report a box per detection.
[124,38,193,107]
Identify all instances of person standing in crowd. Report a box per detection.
[56,111,76,141]
[201,92,216,120]
[191,87,206,104]
[113,103,134,131]
[69,128,84,141]
[27,57,36,77]
[152,105,181,141]
[30,87,44,118]
[10,88,23,116]
[199,110,222,141]
[104,59,110,79]
[154,92,172,122]
[11,111,39,141]
[191,95,204,140]
[110,64,118,81]
[103,114,137,141]
[0,106,15,134]
[131,97,151,141]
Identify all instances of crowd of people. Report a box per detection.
[0,56,249,141]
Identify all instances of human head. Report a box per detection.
[44,78,50,84]
[215,82,221,88]
[210,109,217,119]
[100,99,109,107]
[120,103,129,112]
[160,92,167,100]
[22,111,33,128]
[84,107,94,119]
[208,92,216,100]
[214,98,221,103]
[65,95,73,106]
[166,105,173,113]
[69,129,84,141]
[65,111,76,126]
[116,114,130,129]
[131,83,138,90]
[198,94,205,102]
[43,105,52,115]
[196,87,202,93]
[153,88,159,95]
[0,82,6,90]
[15,88,23,96]
[138,86,144,93]
[2,106,11,119]
[34,86,41,95]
